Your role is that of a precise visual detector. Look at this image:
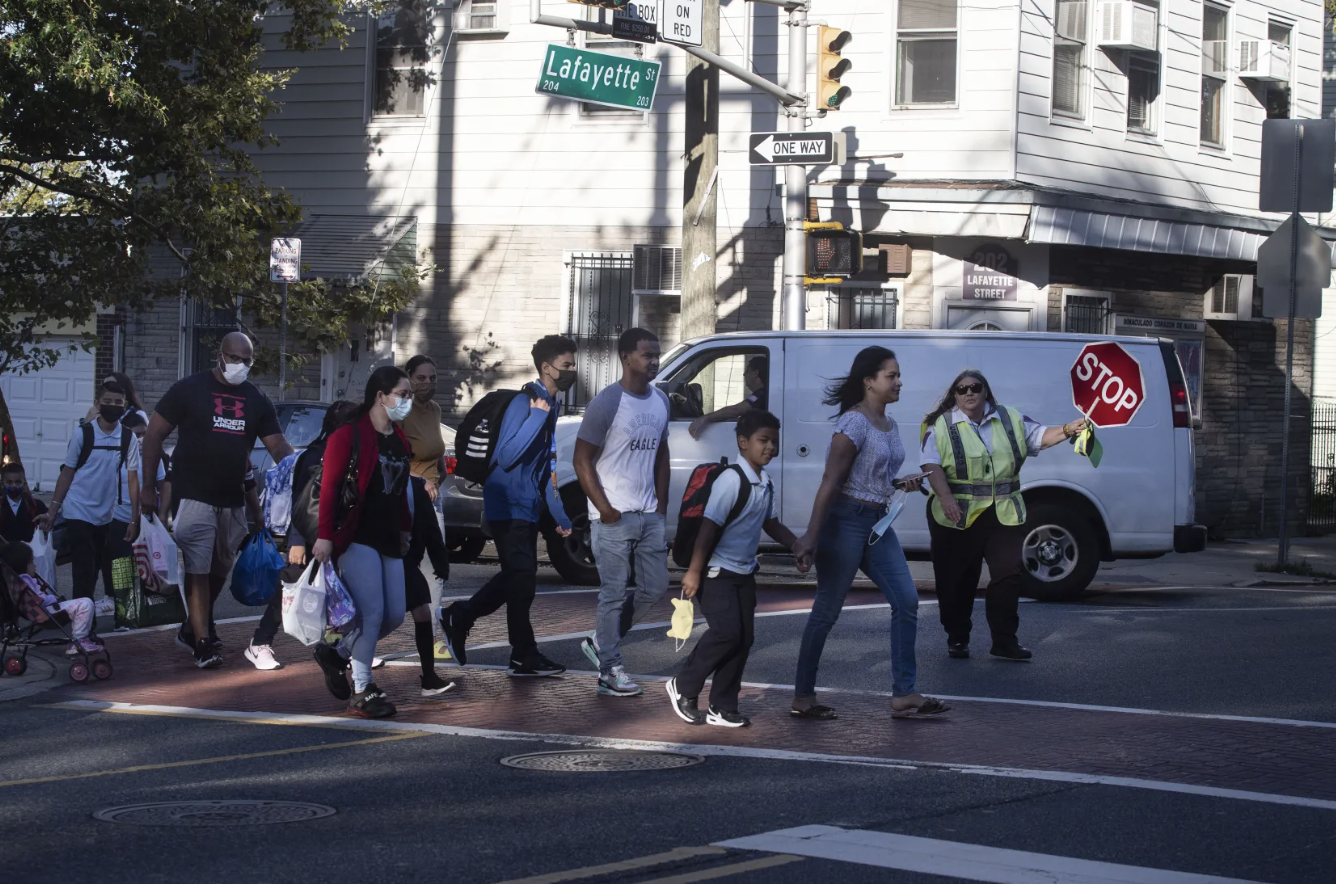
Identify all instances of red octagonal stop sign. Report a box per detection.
[1071,342,1145,427]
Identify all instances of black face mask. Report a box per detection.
[99,405,126,423]
[553,369,578,393]
[5,487,22,501]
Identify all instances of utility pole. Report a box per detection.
[681,0,720,341]
[781,1,808,331]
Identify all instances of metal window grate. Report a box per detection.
[1064,295,1111,334]
[567,253,635,413]
[828,288,898,330]
[1310,398,1336,533]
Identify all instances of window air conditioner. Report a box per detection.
[1204,274,1262,321]
[1095,0,1158,52]
[1239,40,1292,82]
[1056,0,1087,41]
[633,245,682,296]
[1201,40,1228,77]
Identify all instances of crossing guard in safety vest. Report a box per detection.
[919,370,1088,663]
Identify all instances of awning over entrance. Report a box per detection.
[287,214,418,282]
[1027,205,1265,263]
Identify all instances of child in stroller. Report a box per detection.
[1,540,112,682]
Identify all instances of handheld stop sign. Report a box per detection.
[1071,342,1145,428]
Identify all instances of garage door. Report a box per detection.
[0,339,97,492]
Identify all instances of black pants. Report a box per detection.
[929,506,1024,646]
[676,569,757,713]
[456,519,539,659]
[253,561,306,646]
[101,519,133,599]
[65,519,109,601]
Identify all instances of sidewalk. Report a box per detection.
[0,644,63,702]
[1093,536,1336,587]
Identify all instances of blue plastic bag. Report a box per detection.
[230,530,285,606]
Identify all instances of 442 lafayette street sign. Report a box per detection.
[535,44,662,112]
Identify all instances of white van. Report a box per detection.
[542,331,1206,600]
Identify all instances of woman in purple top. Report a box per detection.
[790,346,950,721]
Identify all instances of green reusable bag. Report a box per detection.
[113,556,186,630]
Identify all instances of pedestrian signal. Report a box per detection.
[807,229,863,277]
[818,26,852,110]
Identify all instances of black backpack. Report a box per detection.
[453,387,539,485]
[74,423,133,505]
[671,461,751,569]
[289,432,360,546]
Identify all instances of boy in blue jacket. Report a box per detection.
[441,335,577,676]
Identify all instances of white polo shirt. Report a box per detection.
[702,459,776,575]
[61,422,141,526]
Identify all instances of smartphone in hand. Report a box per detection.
[893,472,928,493]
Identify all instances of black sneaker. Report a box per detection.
[193,637,222,670]
[990,642,1033,661]
[175,623,195,654]
[420,671,457,697]
[705,705,750,728]
[313,643,352,700]
[947,641,970,659]
[349,683,397,718]
[666,678,704,725]
[439,603,469,667]
[507,652,566,677]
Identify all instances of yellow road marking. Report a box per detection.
[489,847,729,884]
[0,731,425,789]
[636,855,805,883]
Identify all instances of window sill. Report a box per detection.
[1050,114,1092,131]
[1125,130,1160,145]
[367,114,429,130]
[1199,141,1230,158]
[892,102,959,111]
[455,28,509,39]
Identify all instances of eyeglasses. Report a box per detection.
[955,382,984,396]
[222,353,254,367]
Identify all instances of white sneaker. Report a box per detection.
[597,665,642,697]
[580,633,601,669]
[94,597,114,616]
[371,656,385,669]
[244,642,282,671]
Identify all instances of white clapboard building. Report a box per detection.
[114,0,1333,535]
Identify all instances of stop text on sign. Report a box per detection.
[1070,341,1146,428]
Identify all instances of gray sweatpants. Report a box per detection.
[591,512,669,676]
[338,543,406,692]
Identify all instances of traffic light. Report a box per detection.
[817,26,852,110]
[807,229,863,277]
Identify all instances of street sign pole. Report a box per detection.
[782,1,808,331]
[1277,126,1303,567]
[279,282,288,402]
[680,0,719,341]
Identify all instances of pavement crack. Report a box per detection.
[850,782,1085,831]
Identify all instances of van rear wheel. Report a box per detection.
[1019,503,1100,601]
[545,485,600,587]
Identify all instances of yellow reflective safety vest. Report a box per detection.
[925,406,1028,530]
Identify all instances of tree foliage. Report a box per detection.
[0,0,411,384]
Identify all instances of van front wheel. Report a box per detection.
[544,485,600,587]
[1018,503,1100,601]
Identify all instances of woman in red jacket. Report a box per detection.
[312,366,414,718]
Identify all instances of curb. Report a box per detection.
[0,651,61,703]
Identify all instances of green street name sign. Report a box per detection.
[535,43,661,112]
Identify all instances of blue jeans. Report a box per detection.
[591,512,669,675]
[338,543,407,693]
[794,498,919,698]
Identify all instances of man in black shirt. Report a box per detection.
[141,332,293,669]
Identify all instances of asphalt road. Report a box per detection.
[7,560,1336,883]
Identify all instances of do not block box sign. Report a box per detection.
[535,43,662,112]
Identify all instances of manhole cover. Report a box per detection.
[93,800,336,827]
[500,750,704,772]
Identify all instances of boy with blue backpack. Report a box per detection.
[667,409,806,728]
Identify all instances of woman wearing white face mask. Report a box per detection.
[311,366,414,718]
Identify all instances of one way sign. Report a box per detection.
[749,131,834,165]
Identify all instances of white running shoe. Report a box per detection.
[597,665,642,697]
[94,597,114,616]
[244,642,282,671]
[372,656,385,669]
[580,633,601,669]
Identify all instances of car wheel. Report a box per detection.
[545,485,600,587]
[1018,502,1100,601]
[448,535,487,564]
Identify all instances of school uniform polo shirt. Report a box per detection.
[702,459,776,575]
[61,422,140,527]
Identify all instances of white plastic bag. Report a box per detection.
[136,514,181,588]
[30,530,58,590]
[281,561,327,647]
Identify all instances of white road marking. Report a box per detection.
[1073,605,1336,614]
[47,701,1336,812]
[714,825,1265,883]
[101,614,262,639]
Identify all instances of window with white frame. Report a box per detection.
[1265,22,1291,119]
[1062,292,1111,334]
[1052,0,1089,118]
[1126,52,1160,134]
[895,0,958,106]
[452,0,505,34]
[1200,4,1228,146]
[372,1,431,117]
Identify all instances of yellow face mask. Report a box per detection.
[667,594,695,651]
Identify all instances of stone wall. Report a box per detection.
[1050,245,1312,537]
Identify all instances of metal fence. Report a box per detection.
[1309,398,1336,532]
[566,253,635,414]
[827,287,899,329]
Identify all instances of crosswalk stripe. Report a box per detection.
[715,826,1264,884]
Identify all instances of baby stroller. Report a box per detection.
[0,555,113,684]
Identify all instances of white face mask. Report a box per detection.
[220,360,250,385]
[385,395,412,422]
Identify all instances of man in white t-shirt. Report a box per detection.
[573,328,671,697]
